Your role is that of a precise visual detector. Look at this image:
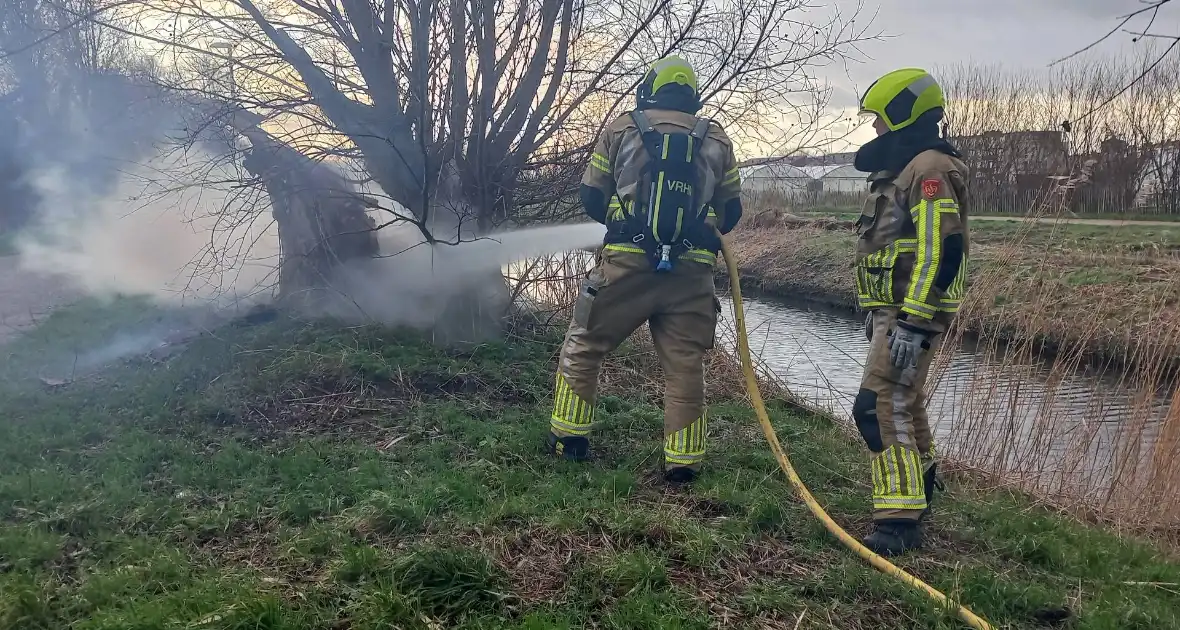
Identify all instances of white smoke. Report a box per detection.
[16,149,281,307]
[13,137,605,326]
[6,131,607,374]
[330,222,605,330]
[0,60,608,362]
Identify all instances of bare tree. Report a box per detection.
[0,0,140,128]
[1053,0,1179,121]
[10,0,875,334]
[95,0,875,241]
[0,0,137,230]
[939,49,1180,216]
[1127,49,1180,214]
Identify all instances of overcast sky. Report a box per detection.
[815,0,1180,149]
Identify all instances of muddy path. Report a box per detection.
[0,255,77,344]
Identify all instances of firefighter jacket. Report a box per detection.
[855,149,970,324]
[582,109,742,265]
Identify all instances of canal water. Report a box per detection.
[720,294,1172,492]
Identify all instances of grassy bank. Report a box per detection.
[780,203,1180,225]
[728,216,1180,365]
[1,300,1179,628]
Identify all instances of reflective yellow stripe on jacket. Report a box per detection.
[855,238,916,310]
[602,202,718,265]
[590,152,611,174]
[604,243,716,265]
[721,167,740,188]
[904,198,967,317]
[855,199,966,314]
[608,197,626,222]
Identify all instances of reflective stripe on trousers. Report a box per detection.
[551,373,594,437]
[871,444,928,512]
[859,307,948,520]
[551,248,717,470]
[664,413,706,466]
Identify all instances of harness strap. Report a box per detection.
[689,118,711,154]
[628,110,663,158]
[687,117,710,214]
[630,109,657,134]
[618,111,716,265]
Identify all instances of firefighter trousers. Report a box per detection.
[551,248,719,472]
[854,307,950,522]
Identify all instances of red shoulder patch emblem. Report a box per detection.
[921,178,941,199]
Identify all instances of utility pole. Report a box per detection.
[210,40,241,178]
[210,40,238,100]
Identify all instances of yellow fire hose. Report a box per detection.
[718,237,995,630]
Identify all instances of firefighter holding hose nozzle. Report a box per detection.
[545,55,744,484]
[851,68,971,556]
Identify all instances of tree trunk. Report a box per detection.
[243,140,378,308]
[240,135,512,345]
[431,193,514,345]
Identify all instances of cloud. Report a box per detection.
[742,0,1180,157]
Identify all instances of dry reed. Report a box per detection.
[933,162,1180,531]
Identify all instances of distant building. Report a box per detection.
[738,151,857,169]
[736,151,869,206]
[742,162,813,200]
[1136,141,1180,211]
[949,130,1069,212]
[788,152,858,167]
[738,156,787,169]
[737,131,1180,215]
[799,164,870,195]
[951,130,1068,179]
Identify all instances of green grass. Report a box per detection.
[793,206,861,222]
[792,203,1180,224]
[966,220,1180,254]
[1023,211,1180,223]
[1,300,1178,629]
[787,206,1180,254]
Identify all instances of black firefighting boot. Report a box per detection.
[864,521,924,557]
[546,432,589,462]
[663,466,698,484]
[920,462,945,521]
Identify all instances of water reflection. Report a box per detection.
[725,296,1172,485]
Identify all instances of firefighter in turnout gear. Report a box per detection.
[851,68,969,556]
[547,55,744,483]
